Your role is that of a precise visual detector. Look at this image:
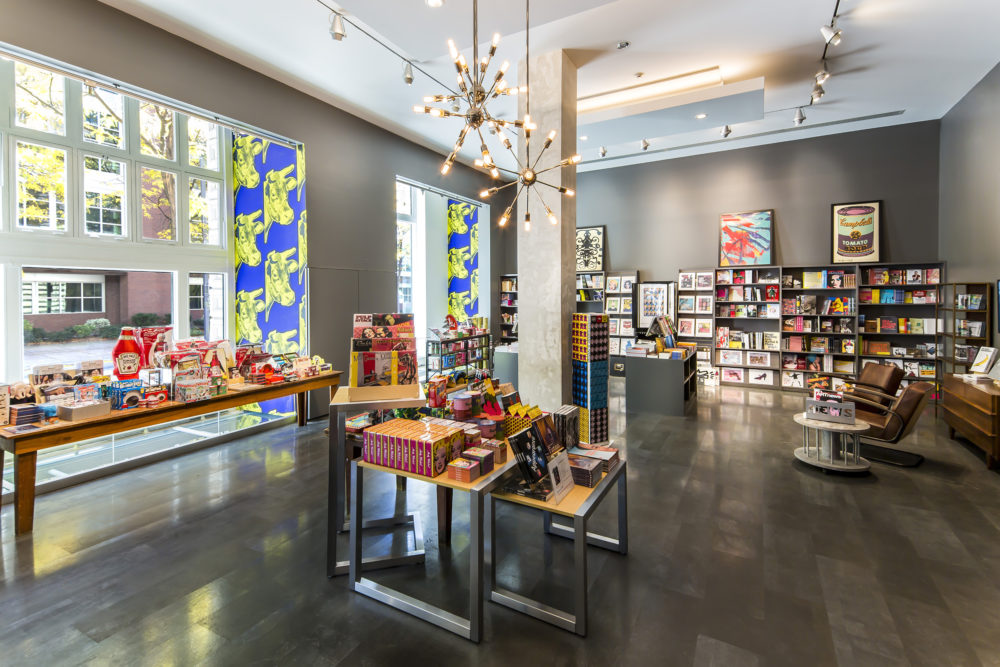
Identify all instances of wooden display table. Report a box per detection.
[489,460,629,637]
[349,448,516,643]
[942,373,1000,468]
[0,372,341,535]
[792,412,870,472]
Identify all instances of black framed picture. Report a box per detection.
[576,226,604,271]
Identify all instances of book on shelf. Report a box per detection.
[808,336,830,353]
[833,359,855,374]
[957,293,985,310]
[863,340,892,356]
[919,363,936,378]
[802,271,826,289]
[926,268,941,284]
[971,346,998,373]
[958,319,985,337]
[903,361,919,378]
[786,336,804,352]
[762,332,781,351]
[715,269,733,285]
[841,338,856,354]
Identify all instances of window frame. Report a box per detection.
[81,151,128,239]
[12,136,70,233]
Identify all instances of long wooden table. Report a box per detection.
[0,372,342,535]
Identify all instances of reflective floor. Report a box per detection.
[3,380,1000,665]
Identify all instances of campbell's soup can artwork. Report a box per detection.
[834,203,879,261]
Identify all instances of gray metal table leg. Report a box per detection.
[469,492,484,643]
[617,468,629,555]
[574,515,588,637]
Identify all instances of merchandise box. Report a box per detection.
[57,400,112,421]
[333,384,423,404]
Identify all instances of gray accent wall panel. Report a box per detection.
[576,122,941,281]
[939,62,1000,283]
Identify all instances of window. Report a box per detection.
[14,63,65,135]
[395,180,412,216]
[188,118,219,170]
[22,279,104,314]
[83,155,126,237]
[141,166,177,241]
[189,278,203,310]
[139,102,175,160]
[82,86,125,149]
[16,141,67,230]
[188,177,221,245]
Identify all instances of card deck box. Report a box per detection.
[480,439,508,465]
[461,446,494,475]
[447,458,480,483]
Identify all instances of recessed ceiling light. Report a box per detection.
[695,113,707,119]
[616,40,631,50]
[426,0,444,7]
[579,135,588,141]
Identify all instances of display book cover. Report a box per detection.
[505,418,573,503]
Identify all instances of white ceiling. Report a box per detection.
[98,0,1000,173]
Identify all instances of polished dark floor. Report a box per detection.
[3,380,1000,666]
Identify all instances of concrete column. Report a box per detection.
[516,50,577,410]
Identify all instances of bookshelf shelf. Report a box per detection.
[499,274,518,343]
[940,282,992,382]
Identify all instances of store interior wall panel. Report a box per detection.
[305,267,358,418]
[938,62,1000,283]
[576,121,941,280]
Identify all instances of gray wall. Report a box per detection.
[939,62,1000,282]
[575,121,941,281]
[0,0,513,416]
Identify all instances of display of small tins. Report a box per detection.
[477,418,496,439]
[463,426,482,448]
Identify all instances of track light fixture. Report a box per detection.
[794,107,806,126]
[599,146,607,158]
[811,83,825,103]
[820,23,842,46]
[330,13,346,41]
[403,61,414,85]
[721,125,732,138]
[640,139,650,151]
[815,61,830,84]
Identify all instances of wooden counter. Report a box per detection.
[941,373,1000,468]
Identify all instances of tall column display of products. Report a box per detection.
[499,274,518,343]
[780,266,859,392]
[576,271,607,313]
[233,134,308,414]
[676,269,716,383]
[571,314,610,444]
[714,268,783,389]
[857,263,943,396]
[940,282,992,376]
[604,271,639,377]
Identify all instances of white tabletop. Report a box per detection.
[793,412,869,433]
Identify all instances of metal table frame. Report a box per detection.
[489,461,629,637]
[348,458,511,643]
[326,392,428,577]
[793,412,870,473]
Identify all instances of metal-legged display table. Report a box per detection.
[348,449,515,643]
[793,412,871,472]
[326,389,428,577]
[489,461,629,637]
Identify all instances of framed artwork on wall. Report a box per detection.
[695,272,714,290]
[695,295,713,314]
[606,276,621,293]
[678,295,696,313]
[678,318,695,336]
[748,369,774,385]
[576,226,605,271]
[636,282,670,329]
[719,209,774,266]
[695,319,713,337]
[831,200,881,264]
[606,297,620,314]
[678,272,695,290]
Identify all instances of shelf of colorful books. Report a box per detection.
[859,283,940,289]
[859,332,938,337]
[860,354,937,361]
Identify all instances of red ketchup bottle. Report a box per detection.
[112,327,143,380]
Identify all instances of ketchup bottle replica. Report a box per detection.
[112,327,143,380]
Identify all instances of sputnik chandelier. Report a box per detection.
[413,0,523,177]
[415,0,579,230]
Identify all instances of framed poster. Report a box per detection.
[782,371,804,388]
[609,338,621,356]
[694,319,713,338]
[747,351,771,367]
[831,200,881,264]
[620,318,634,337]
[678,296,696,313]
[718,350,742,366]
[606,297,620,314]
[576,226,604,271]
[609,317,620,336]
[695,295,713,314]
[621,296,633,315]
[678,318,695,336]
[621,275,637,293]
[721,367,745,383]
[719,209,774,266]
[748,369,774,385]
[606,276,621,293]
[636,282,669,329]
[678,272,695,290]
[695,272,714,290]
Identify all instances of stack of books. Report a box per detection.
[569,445,620,473]
[9,404,43,426]
[553,405,580,451]
[568,454,602,488]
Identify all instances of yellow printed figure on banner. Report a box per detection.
[447,202,473,238]
[299,293,308,349]
[235,210,264,270]
[266,329,300,355]
[448,245,472,281]
[296,144,307,201]
[236,288,266,343]
[470,219,479,256]
[470,268,479,305]
[448,290,472,321]
[234,135,263,192]
[265,248,299,320]
[263,165,297,242]
[297,210,308,285]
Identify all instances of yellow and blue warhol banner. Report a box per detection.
[447,199,478,322]
[233,134,308,413]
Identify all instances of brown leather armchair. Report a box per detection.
[850,381,934,466]
[845,362,904,419]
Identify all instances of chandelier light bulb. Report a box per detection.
[524,211,531,231]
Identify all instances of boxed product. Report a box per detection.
[480,438,507,464]
[447,458,480,483]
[361,418,462,477]
[110,380,144,410]
[0,385,9,427]
[138,326,173,368]
[349,350,418,387]
[352,313,415,339]
[175,377,211,403]
[142,384,171,406]
[57,400,112,421]
[461,446,495,475]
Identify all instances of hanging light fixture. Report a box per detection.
[820,23,842,46]
[815,61,830,84]
[599,146,607,158]
[811,82,825,103]
[794,107,806,126]
[413,0,524,177]
[640,139,650,151]
[330,12,346,41]
[403,61,414,85]
[479,0,580,230]
[721,125,732,138]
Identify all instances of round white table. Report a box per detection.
[793,412,871,472]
